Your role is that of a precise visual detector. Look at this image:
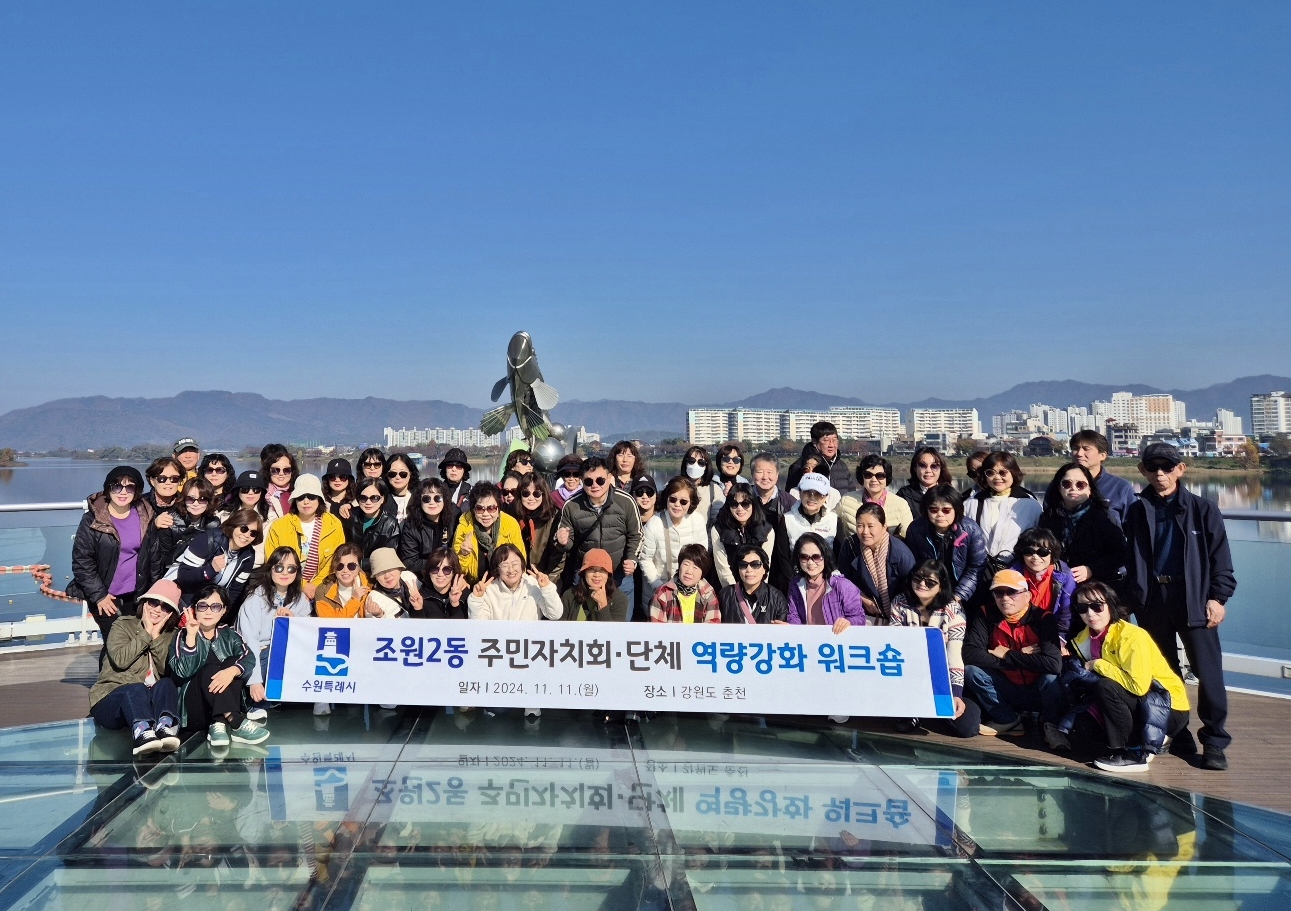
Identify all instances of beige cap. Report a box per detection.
[291,474,324,500]
[369,547,405,576]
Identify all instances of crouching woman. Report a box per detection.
[1068,582,1190,773]
[171,583,268,751]
[88,579,184,756]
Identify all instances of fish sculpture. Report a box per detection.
[480,331,560,443]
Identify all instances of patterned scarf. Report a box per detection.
[301,518,323,581]
[861,536,892,619]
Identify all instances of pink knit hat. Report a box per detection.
[140,579,182,611]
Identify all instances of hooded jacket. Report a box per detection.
[69,492,158,606]
[1123,484,1236,627]
[905,516,988,605]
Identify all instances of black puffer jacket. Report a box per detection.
[69,493,157,605]
[396,509,460,576]
[410,585,469,620]
[785,442,854,494]
[170,528,258,608]
[1039,504,1126,584]
[159,512,221,577]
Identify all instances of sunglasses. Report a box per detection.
[387,470,410,480]
[1018,547,1052,559]
[193,600,224,613]
[862,470,887,480]
[430,565,454,575]
[738,560,764,570]
[520,490,543,499]
[474,504,500,513]
[559,470,580,478]
[269,467,293,475]
[916,461,940,471]
[110,483,137,493]
[363,461,384,469]
[685,457,707,465]
[634,488,656,497]
[335,561,360,572]
[272,563,299,574]
[204,466,228,474]
[927,505,954,516]
[984,468,1011,477]
[1060,479,1090,491]
[1144,461,1178,474]
[514,455,533,465]
[720,455,742,464]
[235,524,258,536]
[1076,600,1108,615]
[798,553,824,563]
[583,476,609,487]
[667,496,691,506]
[501,487,519,496]
[730,500,753,509]
[153,475,182,484]
[421,494,444,504]
[185,496,209,504]
[357,494,383,503]
[912,577,940,589]
[241,488,265,496]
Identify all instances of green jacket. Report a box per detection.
[170,624,255,726]
[89,617,177,709]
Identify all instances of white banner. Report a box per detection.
[265,745,957,848]
[264,618,954,719]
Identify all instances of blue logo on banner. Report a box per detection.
[314,766,350,811]
[315,628,351,677]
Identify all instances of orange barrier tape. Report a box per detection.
[7,564,85,604]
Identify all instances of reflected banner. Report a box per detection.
[265,618,954,717]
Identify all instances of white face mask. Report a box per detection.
[685,463,705,480]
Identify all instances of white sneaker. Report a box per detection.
[828,715,851,724]
[313,702,331,716]
[247,707,268,723]
[524,708,541,718]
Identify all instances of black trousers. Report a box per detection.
[1094,676,1189,750]
[1136,580,1230,750]
[183,653,245,733]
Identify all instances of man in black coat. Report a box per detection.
[784,421,854,494]
[1123,443,1236,771]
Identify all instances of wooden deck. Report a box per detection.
[6,646,1290,815]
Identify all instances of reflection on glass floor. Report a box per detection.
[2,707,1291,910]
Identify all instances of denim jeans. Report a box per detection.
[964,665,1063,724]
[90,679,179,731]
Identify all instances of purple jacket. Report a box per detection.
[787,573,867,626]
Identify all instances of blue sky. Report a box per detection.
[2,2,1287,412]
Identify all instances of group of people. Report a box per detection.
[75,424,1235,773]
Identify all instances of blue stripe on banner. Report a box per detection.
[266,747,286,821]
[934,770,957,847]
[265,616,292,701]
[925,627,954,717]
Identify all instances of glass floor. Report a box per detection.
[2,708,1290,910]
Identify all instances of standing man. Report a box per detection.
[1123,442,1236,771]
[555,456,642,617]
[174,439,201,481]
[785,421,854,495]
[1070,430,1135,526]
[750,452,796,594]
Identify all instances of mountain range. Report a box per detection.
[3,376,1287,451]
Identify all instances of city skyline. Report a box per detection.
[2,4,1288,412]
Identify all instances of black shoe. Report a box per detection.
[132,729,163,757]
[895,719,921,734]
[1168,728,1199,758]
[1094,749,1151,773]
[1202,745,1228,771]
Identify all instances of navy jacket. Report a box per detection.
[1095,471,1137,528]
[906,516,988,604]
[1123,485,1236,628]
[837,533,917,618]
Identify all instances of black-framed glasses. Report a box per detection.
[911,577,940,589]
[241,488,265,496]
[421,494,444,504]
[583,476,609,487]
[363,460,384,469]
[153,475,182,484]
[272,563,299,574]
[862,470,887,480]
[335,561,360,572]
[1018,547,1052,558]
[387,470,410,480]
[193,600,224,613]
[738,560,764,570]
[357,494,383,504]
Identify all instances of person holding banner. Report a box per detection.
[717,544,788,624]
[787,532,865,724]
[888,560,978,737]
[650,543,720,623]
[561,549,629,622]
[170,583,267,751]
[454,482,526,584]
[236,546,310,722]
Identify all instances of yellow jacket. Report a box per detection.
[264,513,346,586]
[1072,620,1190,712]
[451,512,526,583]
